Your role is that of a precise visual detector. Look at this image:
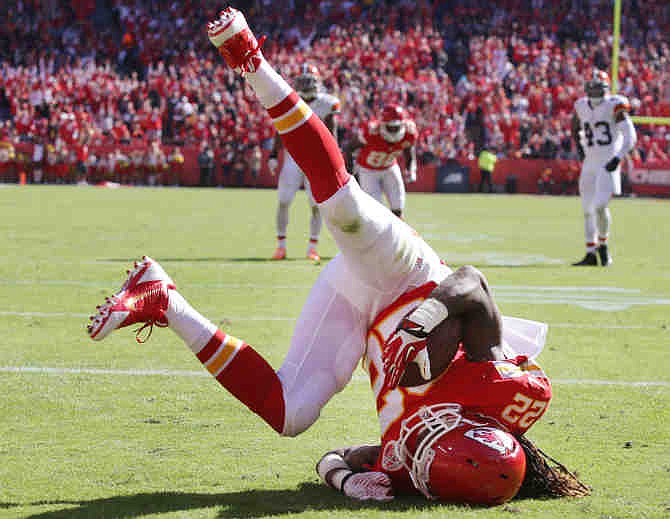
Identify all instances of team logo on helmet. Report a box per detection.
[381,440,404,472]
[464,427,516,456]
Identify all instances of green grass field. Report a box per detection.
[0,185,668,519]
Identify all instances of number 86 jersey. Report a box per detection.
[355,119,417,171]
[574,94,631,165]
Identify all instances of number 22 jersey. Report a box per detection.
[363,285,553,445]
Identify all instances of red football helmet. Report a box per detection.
[295,63,320,101]
[380,104,407,143]
[585,69,610,101]
[394,404,526,506]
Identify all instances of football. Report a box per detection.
[399,316,463,387]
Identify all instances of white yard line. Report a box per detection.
[0,310,667,330]
[548,323,663,329]
[0,280,650,292]
[0,366,209,377]
[2,280,669,309]
[0,365,668,387]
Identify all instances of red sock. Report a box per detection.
[196,329,285,433]
[268,91,350,203]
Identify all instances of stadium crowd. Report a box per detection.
[0,0,669,185]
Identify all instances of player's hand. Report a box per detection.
[604,156,620,172]
[405,168,417,184]
[382,317,431,390]
[577,147,585,161]
[268,158,278,175]
[342,472,394,502]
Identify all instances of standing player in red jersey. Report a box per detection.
[349,104,418,219]
[86,8,588,506]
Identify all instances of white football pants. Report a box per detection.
[276,178,450,435]
[356,163,406,213]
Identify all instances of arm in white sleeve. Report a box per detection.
[616,114,637,158]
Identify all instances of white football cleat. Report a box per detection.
[87,256,175,342]
[207,7,265,73]
[119,255,175,293]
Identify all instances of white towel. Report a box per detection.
[501,316,548,360]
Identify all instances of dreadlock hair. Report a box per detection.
[515,435,591,499]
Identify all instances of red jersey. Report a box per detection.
[364,284,552,491]
[355,120,417,171]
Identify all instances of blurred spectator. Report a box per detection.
[197,141,215,187]
[561,163,579,196]
[113,148,131,184]
[0,88,11,122]
[465,102,486,154]
[167,146,184,186]
[86,152,100,184]
[73,135,89,184]
[537,167,555,195]
[0,137,16,182]
[231,154,247,187]
[146,140,167,186]
[219,142,236,187]
[477,148,497,193]
[0,0,668,188]
[129,149,144,185]
[31,135,45,183]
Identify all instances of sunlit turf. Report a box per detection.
[0,185,668,518]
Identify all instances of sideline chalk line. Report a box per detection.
[0,365,668,387]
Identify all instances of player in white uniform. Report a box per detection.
[269,64,340,262]
[571,69,637,266]
[87,8,547,452]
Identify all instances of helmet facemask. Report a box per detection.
[381,120,406,143]
[395,403,465,499]
[295,73,319,102]
[585,70,610,106]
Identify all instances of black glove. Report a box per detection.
[605,156,621,172]
[577,145,585,162]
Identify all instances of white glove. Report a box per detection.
[342,472,394,502]
[268,157,278,175]
[405,165,417,183]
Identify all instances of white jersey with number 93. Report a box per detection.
[574,94,631,165]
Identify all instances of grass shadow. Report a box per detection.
[6,484,443,518]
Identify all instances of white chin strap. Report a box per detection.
[590,96,604,106]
